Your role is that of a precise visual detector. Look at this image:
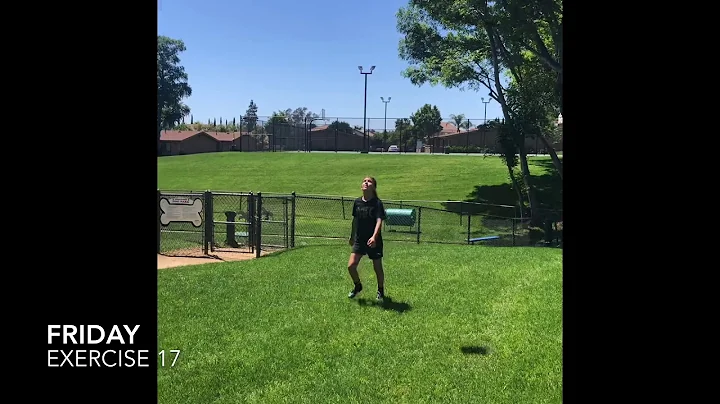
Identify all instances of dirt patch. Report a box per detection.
[157,249,275,269]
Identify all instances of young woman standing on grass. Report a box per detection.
[347,176,387,301]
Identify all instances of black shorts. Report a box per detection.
[352,240,383,260]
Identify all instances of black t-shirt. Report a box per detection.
[352,196,387,242]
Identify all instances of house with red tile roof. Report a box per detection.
[159,130,271,155]
[426,121,562,153]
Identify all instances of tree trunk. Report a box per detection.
[157,106,164,156]
[516,140,541,226]
[538,134,563,179]
[506,164,525,219]
[486,24,541,226]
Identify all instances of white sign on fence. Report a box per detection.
[159,198,203,227]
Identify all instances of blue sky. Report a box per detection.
[158,0,503,130]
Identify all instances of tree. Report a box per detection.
[393,118,413,149]
[264,110,290,135]
[410,104,442,142]
[329,120,353,133]
[449,113,465,132]
[284,107,320,128]
[244,100,259,132]
[269,110,289,124]
[157,35,192,154]
[505,55,563,178]
[396,0,563,224]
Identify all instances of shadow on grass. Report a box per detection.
[460,345,490,355]
[356,296,412,313]
[254,244,327,258]
[444,158,562,217]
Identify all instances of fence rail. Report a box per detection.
[158,190,562,258]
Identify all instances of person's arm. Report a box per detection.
[371,218,382,239]
[368,200,386,245]
[350,217,358,243]
[349,201,357,245]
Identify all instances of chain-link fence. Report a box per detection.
[289,196,522,247]
[158,190,562,258]
[234,116,561,155]
[167,115,562,156]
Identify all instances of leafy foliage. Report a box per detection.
[410,104,443,141]
[244,100,259,132]
[157,35,192,152]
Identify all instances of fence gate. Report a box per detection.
[158,191,294,259]
[210,192,256,254]
[157,191,207,257]
[257,193,293,253]
[209,192,293,257]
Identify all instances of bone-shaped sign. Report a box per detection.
[160,198,203,227]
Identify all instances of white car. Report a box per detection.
[388,145,399,152]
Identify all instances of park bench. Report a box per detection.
[468,235,500,245]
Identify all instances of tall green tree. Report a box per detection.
[394,118,413,149]
[396,0,562,222]
[284,107,320,128]
[244,100,259,132]
[449,113,465,132]
[264,110,289,134]
[157,35,192,154]
[410,104,442,142]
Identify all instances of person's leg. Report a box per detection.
[371,258,385,299]
[347,251,363,298]
[368,244,385,300]
[347,252,362,284]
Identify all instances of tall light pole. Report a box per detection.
[381,96,391,152]
[482,96,491,150]
[359,65,375,153]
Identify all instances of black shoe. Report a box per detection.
[376,290,385,302]
[348,283,362,298]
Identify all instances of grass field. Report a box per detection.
[158,243,563,403]
[158,152,561,254]
[157,152,556,203]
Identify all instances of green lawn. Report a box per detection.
[157,152,555,203]
[158,152,560,252]
[158,244,563,403]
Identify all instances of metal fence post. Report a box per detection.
[467,209,472,244]
[284,196,289,249]
[460,201,464,225]
[512,218,516,246]
[341,196,346,220]
[204,190,212,255]
[416,206,422,244]
[256,192,263,258]
[157,189,161,254]
[291,192,296,248]
[248,192,255,252]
